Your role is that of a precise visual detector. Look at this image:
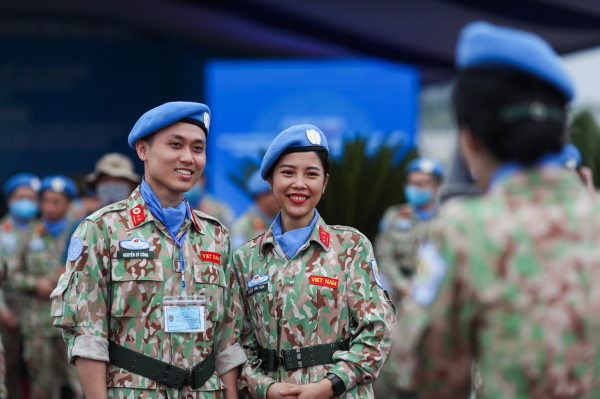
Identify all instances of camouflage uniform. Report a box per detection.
[396,168,600,398]
[234,215,395,399]
[51,187,246,399]
[13,218,83,399]
[0,215,30,399]
[373,205,433,398]
[198,194,235,229]
[231,206,272,250]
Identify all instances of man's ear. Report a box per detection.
[136,140,149,162]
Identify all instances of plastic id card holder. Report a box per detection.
[163,295,206,333]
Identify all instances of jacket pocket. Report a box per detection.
[110,258,164,318]
[50,271,80,327]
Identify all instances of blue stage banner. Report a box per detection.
[205,58,419,216]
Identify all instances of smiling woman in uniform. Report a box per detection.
[233,124,395,399]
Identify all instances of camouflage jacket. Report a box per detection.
[374,204,432,299]
[234,215,395,399]
[0,215,32,311]
[231,206,273,250]
[50,187,246,398]
[13,218,77,337]
[198,195,235,229]
[397,168,600,399]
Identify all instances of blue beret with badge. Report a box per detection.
[557,144,581,170]
[3,173,41,197]
[247,169,271,197]
[260,124,329,180]
[128,101,211,149]
[41,175,78,198]
[456,21,574,101]
[406,157,445,179]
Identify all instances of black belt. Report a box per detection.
[257,340,350,371]
[108,341,215,390]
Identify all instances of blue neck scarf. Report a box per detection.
[140,179,190,288]
[415,206,438,222]
[273,209,319,260]
[10,216,30,231]
[43,217,68,238]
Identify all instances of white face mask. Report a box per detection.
[96,182,131,205]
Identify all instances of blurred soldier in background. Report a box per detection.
[375,157,444,300]
[0,173,40,399]
[184,166,235,228]
[397,22,600,398]
[231,169,279,249]
[12,175,82,399]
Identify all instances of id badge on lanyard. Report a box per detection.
[163,295,206,333]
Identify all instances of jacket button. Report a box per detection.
[68,328,75,335]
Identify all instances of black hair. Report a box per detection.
[452,67,569,164]
[266,150,330,182]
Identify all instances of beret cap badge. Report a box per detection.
[306,129,321,145]
[204,112,210,131]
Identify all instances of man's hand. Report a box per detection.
[266,382,301,399]
[0,309,17,331]
[278,379,334,399]
[36,277,55,298]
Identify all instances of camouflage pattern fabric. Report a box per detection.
[0,339,6,399]
[198,194,235,229]
[374,204,431,301]
[373,205,433,399]
[15,218,83,399]
[0,215,33,399]
[51,187,246,399]
[234,215,395,399]
[396,168,600,399]
[231,206,272,250]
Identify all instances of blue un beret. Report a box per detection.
[3,173,41,197]
[260,124,329,180]
[456,21,574,101]
[246,169,271,197]
[41,175,78,198]
[406,157,445,179]
[556,144,581,170]
[128,102,211,149]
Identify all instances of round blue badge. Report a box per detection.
[68,237,83,262]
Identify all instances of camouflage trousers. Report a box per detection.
[23,334,82,399]
[0,326,22,399]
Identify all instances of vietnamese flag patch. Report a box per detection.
[201,251,222,264]
[309,275,338,289]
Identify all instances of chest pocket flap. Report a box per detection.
[193,261,226,322]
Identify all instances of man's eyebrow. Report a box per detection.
[166,133,205,144]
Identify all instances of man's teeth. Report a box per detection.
[176,169,192,175]
[290,195,308,200]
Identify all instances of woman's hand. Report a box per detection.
[267,382,300,399]
[278,379,334,399]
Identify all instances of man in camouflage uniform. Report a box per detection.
[396,22,600,398]
[0,172,41,398]
[52,102,245,399]
[231,170,279,249]
[12,175,82,399]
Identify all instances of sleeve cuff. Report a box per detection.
[328,360,358,392]
[215,342,247,375]
[70,335,109,364]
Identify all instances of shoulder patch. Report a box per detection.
[371,259,383,289]
[67,237,84,261]
[411,240,448,307]
[395,219,413,231]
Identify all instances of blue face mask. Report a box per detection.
[184,184,204,207]
[404,185,433,208]
[9,198,39,220]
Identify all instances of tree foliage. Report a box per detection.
[569,110,600,188]
[317,137,417,243]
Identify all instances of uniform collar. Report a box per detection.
[125,187,203,235]
[259,211,330,260]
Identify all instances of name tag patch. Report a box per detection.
[201,251,221,264]
[309,275,338,289]
[247,282,270,297]
[117,251,155,259]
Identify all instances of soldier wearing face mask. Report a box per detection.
[0,172,41,399]
[84,152,141,209]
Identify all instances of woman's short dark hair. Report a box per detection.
[266,150,330,181]
[452,67,569,164]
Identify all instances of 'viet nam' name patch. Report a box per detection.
[201,251,221,264]
[117,251,155,259]
[309,275,338,289]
